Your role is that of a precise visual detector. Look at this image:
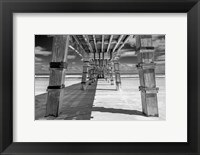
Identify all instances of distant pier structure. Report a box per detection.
[45,35,159,117]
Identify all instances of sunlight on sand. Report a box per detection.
[91,78,165,121]
[35,77,165,121]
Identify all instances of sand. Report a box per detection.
[35,77,165,121]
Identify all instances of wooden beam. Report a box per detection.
[116,35,131,53]
[72,35,86,53]
[83,35,94,53]
[102,35,104,53]
[93,35,98,53]
[112,35,124,53]
[107,35,113,53]
[69,45,83,58]
[81,60,90,90]
[109,51,113,60]
[113,35,132,59]
[96,40,117,45]
[109,61,114,85]
[94,52,96,60]
[46,35,70,117]
[136,35,159,117]
[113,59,121,91]
[99,52,101,66]
[102,52,104,67]
[107,35,113,61]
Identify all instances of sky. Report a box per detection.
[35,35,165,75]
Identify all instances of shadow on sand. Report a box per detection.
[35,81,98,120]
[92,107,145,116]
[96,88,117,91]
[35,80,145,120]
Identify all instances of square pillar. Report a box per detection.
[136,35,159,117]
[108,62,114,85]
[45,35,70,117]
[81,60,89,90]
[103,60,109,81]
[88,62,95,85]
[93,65,97,81]
[113,59,121,91]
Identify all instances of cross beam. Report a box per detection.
[72,35,87,53]
[83,35,94,53]
[112,35,124,53]
[93,35,98,53]
[116,35,131,53]
[102,35,104,53]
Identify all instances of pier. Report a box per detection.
[35,35,164,120]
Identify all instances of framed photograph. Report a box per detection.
[0,0,200,154]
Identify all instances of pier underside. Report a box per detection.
[36,35,164,119]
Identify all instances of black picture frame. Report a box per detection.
[0,0,200,154]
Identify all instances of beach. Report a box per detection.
[35,75,165,120]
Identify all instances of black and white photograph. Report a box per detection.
[35,35,165,120]
[2,0,200,153]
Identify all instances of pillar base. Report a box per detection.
[141,92,159,117]
[88,80,92,85]
[89,80,94,85]
[116,83,121,91]
[144,113,159,117]
[81,84,87,90]
[45,88,64,117]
